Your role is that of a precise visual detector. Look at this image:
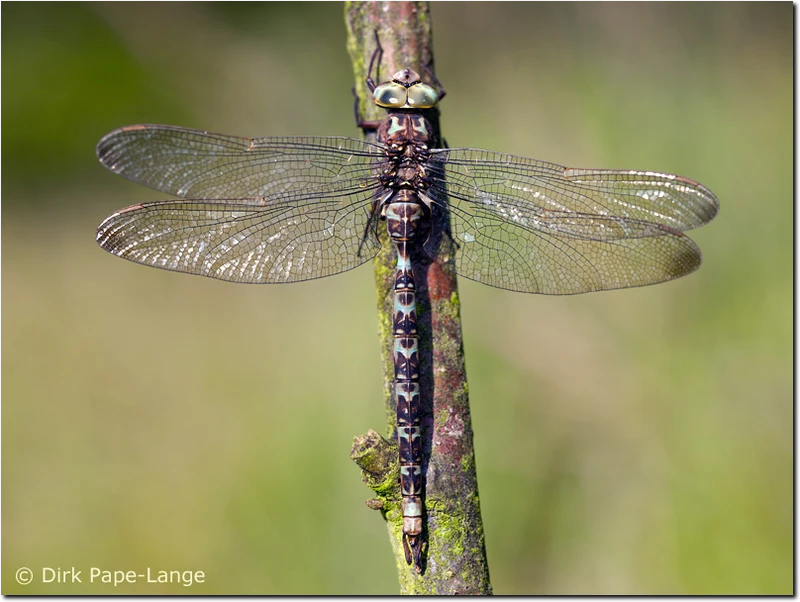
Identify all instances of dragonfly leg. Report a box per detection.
[357,115,384,132]
[356,193,387,257]
[356,32,385,132]
[365,30,384,92]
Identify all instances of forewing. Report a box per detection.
[96,124,383,199]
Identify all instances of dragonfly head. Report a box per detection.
[373,68,439,110]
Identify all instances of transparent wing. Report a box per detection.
[425,148,719,294]
[96,192,380,284]
[96,125,386,283]
[96,124,384,199]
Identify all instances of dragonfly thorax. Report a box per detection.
[376,113,435,194]
[373,68,439,110]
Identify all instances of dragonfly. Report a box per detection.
[95,52,719,572]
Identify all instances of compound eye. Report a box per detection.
[373,82,408,108]
[406,83,439,108]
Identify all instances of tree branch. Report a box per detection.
[345,2,492,594]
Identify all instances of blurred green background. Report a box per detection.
[2,2,791,595]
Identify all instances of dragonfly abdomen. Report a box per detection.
[384,195,425,569]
